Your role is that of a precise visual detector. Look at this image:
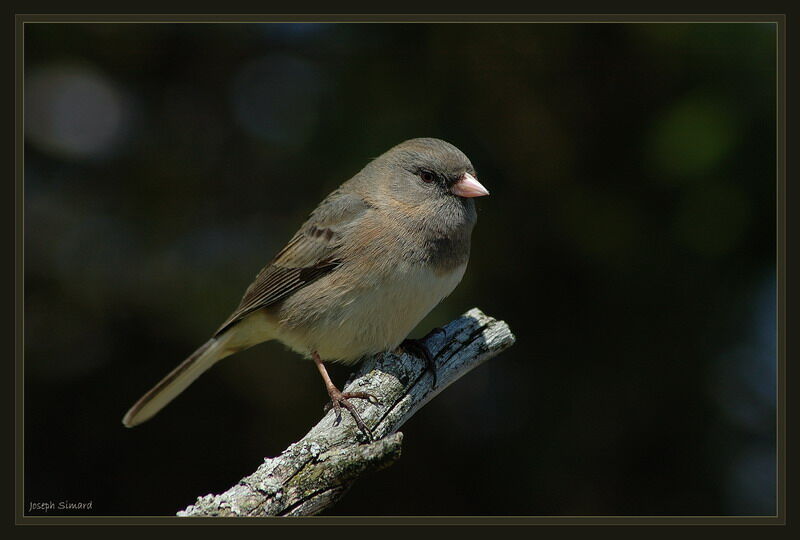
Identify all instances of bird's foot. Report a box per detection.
[323,389,378,440]
[400,327,445,388]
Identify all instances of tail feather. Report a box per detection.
[122,337,231,428]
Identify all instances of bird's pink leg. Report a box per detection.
[312,351,377,439]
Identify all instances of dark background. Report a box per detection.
[23,22,777,516]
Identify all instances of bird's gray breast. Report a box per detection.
[421,198,475,273]
[425,232,471,273]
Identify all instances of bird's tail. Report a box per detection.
[122,335,235,428]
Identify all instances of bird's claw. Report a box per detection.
[323,390,376,440]
[400,335,439,388]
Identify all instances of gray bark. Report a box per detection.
[178,307,515,517]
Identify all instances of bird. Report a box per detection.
[122,137,489,437]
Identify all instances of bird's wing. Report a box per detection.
[214,190,371,336]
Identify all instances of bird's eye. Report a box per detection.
[419,170,435,183]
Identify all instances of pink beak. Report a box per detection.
[451,172,490,198]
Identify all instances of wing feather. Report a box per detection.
[214,190,370,336]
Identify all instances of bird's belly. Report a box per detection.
[274,263,467,364]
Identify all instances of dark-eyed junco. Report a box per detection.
[122,138,489,435]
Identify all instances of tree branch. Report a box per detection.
[177,307,516,517]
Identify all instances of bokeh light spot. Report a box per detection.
[25,64,130,160]
[648,94,741,181]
